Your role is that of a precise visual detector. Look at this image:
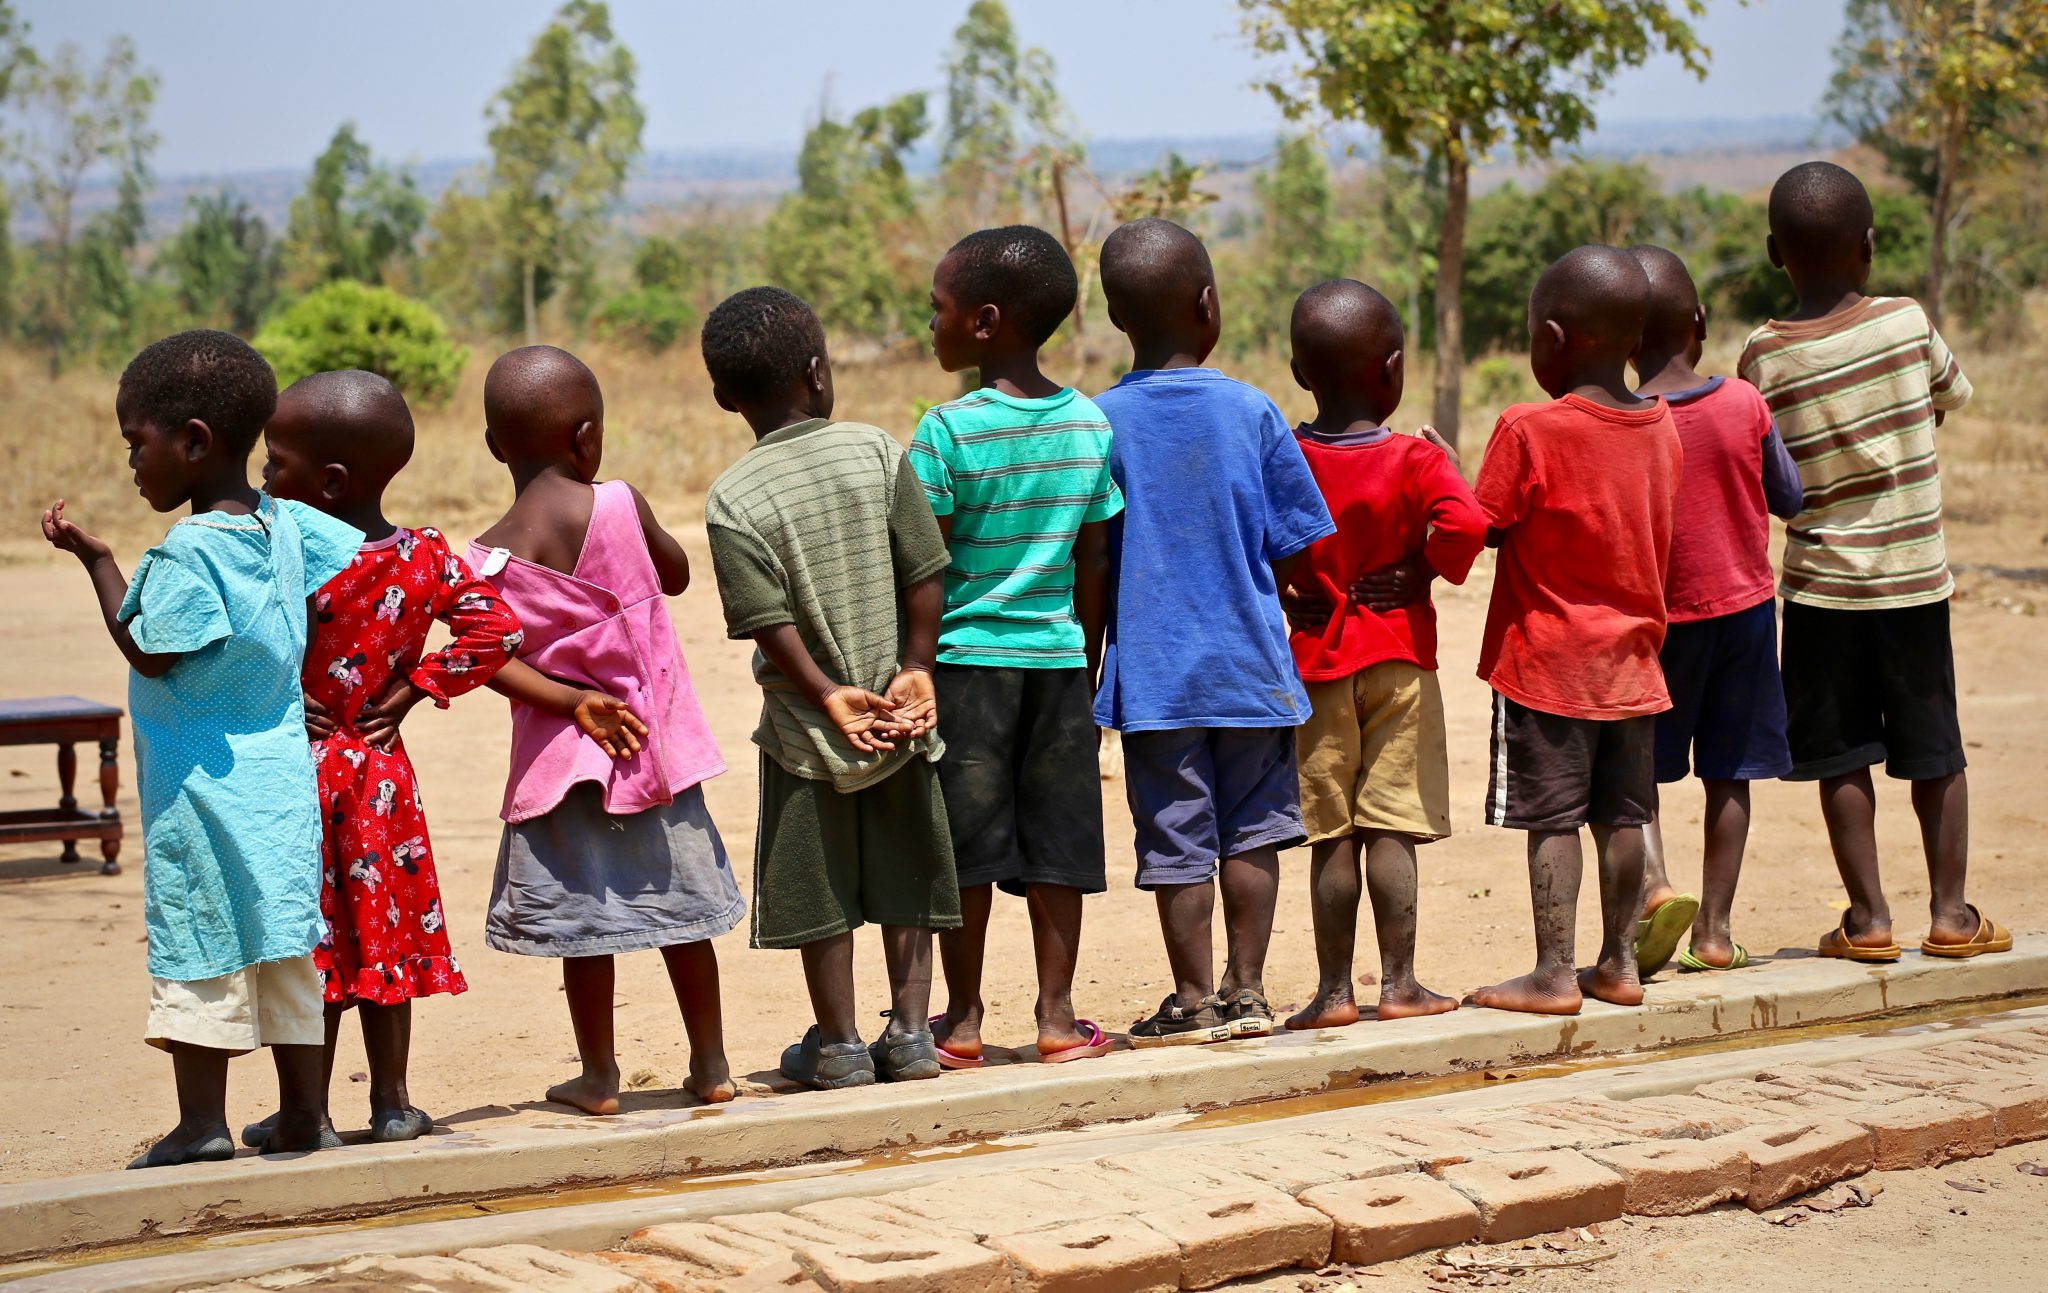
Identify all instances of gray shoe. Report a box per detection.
[240,1112,345,1152]
[1129,994,1232,1047]
[869,1028,942,1082]
[780,1026,877,1090]
[1223,988,1275,1038]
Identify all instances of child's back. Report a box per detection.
[1660,377,1799,621]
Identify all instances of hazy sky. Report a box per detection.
[18,0,1849,176]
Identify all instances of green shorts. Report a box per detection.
[750,753,961,949]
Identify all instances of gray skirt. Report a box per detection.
[486,781,745,957]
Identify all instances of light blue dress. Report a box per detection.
[120,494,361,981]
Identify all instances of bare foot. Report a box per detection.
[685,1075,737,1105]
[1465,972,1582,1015]
[932,1008,984,1061]
[1922,905,1983,947]
[1637,883,1679,923]
[1577,963,1644,1006]
[1285,989,1361,1030]
[546,1071,621,1115]
[1034,1019,1088,1053]
[1687,932,1737,968]
[1374,983,1458,1021]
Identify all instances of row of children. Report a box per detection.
[42,157,2006,1171]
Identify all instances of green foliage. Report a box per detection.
[1472,355,1537,409]
[162,190,279,334]
[281,123,425,291]
[1114,153,1218,225]
[631,234,686,292]
[591,286,695,351]
[1232,135,1363,354]
[253,280,465,403]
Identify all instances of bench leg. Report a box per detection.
[99,737,122,876]
[58,742,79,864]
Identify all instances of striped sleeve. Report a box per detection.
[1927,325,1972,412]
[908,411,956,516]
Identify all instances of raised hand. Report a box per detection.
[41,500,113,566]
[820,686,902,753]
[1417,424,1463,474]
[571,691,649,759]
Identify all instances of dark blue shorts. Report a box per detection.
[1120,726,1304,889]
[1654,598,1793,784]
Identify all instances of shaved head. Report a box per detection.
[483,345,604,456]
[1099,218,1214,338]
[270,369,414,482]
[1769,160,1873,268]
[1291,279,1403,390]
[1627,244,1701,350]
[1531,244,1651,359]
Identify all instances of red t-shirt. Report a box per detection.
[1662,376,1781,622]
[1289,427,1486,680]
[1474,395,1683,720]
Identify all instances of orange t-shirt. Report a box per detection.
[1473,395,1683,720]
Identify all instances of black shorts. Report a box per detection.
[1485,693,1656,831]
[1780,598,1965,782]
[934,664,1106,895]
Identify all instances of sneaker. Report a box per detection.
[1223,988,1275,1038]
[1129,994,1231,1047]
[780,1025,877,1090]
[868,1027,942,1082]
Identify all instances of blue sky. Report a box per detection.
[17,0,1849,176]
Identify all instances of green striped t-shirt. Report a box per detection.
[909,387,1123,668]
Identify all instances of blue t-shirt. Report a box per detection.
[1091,367,1336,730]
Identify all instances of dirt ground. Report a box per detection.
[4,466,2047,1182]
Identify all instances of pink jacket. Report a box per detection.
[470,480,724,823]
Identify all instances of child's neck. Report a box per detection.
[1129,335,1211,373]
[1787,276,1869,323]
[1631,344,1707,398]
[742,399,826,439]
[509,459,592,497]
[974,351,1061,400]
[1556,357,1648,411]
[1301,392,1391,437]
[329,498,396,543]
[189,470,260,517]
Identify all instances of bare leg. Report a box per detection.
[1690,780,1751,966]
[1025,883,1085,1051]
[879,925,935,1040]
[1285,836,1362,1030]
[1819,769,1893,947]
[1912,771,1976,944]
[1639,808,1677,918]
[144,1043,232,1161]
[356,1001,413,1122]
[1153,880,1217,1008]
[934,883,994,1056]
[1467,830,1585,1015]
[268,1043,328,1151]
[1217,844,1280,999]
[548,955,620,1114]
[1363,831,1457,1019]
[798,932,860,1045]
[1579,825,1645,1005]
[659,941,734,1103]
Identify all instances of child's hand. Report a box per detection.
[1416,424,1464,474]
[1279,581,1335,633]
[571,690,647,758]
[880,667,937,739]
[356,680,426,752]
[41,500,113,567]
[303,694,339,742]
[1351,556,1434,611]
[820,685,902,753]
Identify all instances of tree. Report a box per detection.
[1825,0,2048,326]
[253,280,466,403]
[0,2,31,338]
[941,0,1037,222]
[484,0,645,343]
[1243,0,1714,444]
[163,190,280,334]
[7,33,158,373]
[1235,135,1362,354]
[281,123,426,291]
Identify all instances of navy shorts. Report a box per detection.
[1121,726,1304,889]
[1780,597,1965,782]
[1653,599,1793,783]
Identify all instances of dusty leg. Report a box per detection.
[1285,836,1361,1030]
[659,941,734,1103]
[268,1043,328,1151]
[934,883,993,1056]
[1467,830,1585,1015]
[1579,825,1645,1005]
[1638,808,1677,918]
[798,932,860,1045]
[879,925,935,1041]
[144,1043,232,1161]
[548,954,621,1114]
[1216,843,1280,999]
[1690,780,1751,966]
[1912,771,1976,944]
[1819,769,1893,947]
[356,1001,413,1121]
[1153,880,1216,1008]
[1363,831,1456,1019]
[1025,883,1085,1051]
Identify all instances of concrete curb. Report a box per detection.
[4,938,2045,1266]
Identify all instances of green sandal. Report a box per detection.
[1634,894,1700,977]
[1676,943,1749,971]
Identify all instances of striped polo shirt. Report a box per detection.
[909,387,1123,667]
[1738,297,1972,609]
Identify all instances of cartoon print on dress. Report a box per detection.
[315,591,335,625]
[394,529,418,561]
[370,779,397,816]
[421,899,444,935]
[374,584,406,624]
[444,652,476,675]
[391,835,427,874]
[347,850,382,890]
[452,591,493,613]
[340,746,365,770]
[502,629,525,653]
[328,652,367,689]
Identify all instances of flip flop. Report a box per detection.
[370,1106,435,1143]
[128,1133,235,1170]
[1634,894,1700,977]
[1818,918,1902,963]
[1677,943,1750,972]
[1920,907,2014,959]
[1039,1019,1115,1065]
[927,1014,985,1070]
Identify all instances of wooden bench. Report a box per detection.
[0,696,124,875]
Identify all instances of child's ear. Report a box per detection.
[572,420,600,467]
[975,303,1000,342]
[1385,347,1405,389]
[1289,356,1310,393]
[710,385,739,415]
[1766,234,1785,270]
[1693,304,1708,342]
[1860,227,1875,264]
[484,428,508,465]
[321,463,350,503]
[807,354,828,393]
[181,418,215,463]
[1196,284,1218,327]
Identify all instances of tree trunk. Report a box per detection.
[1928,99,1966,329]
[522,259,539,346]
[1050,159,1084,336]
[1431,145,1469,447]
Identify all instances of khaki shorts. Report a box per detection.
[146,955,325,1054]
[1297,660,1451,844]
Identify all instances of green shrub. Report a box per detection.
[591,287,696,352]
[253,280,465,403]
[1472,355,1537,410]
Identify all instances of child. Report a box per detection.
[1276,280,1482,1029]
[1466,245,1682,1017]
[1625,246,1803,976]
[245,370,523,1146]
[1092,218,1336,1045]
[913,226,1121,1067]
[1738,161,2005,961]
[700,286,959,1088]
[470,345,744,1113]
[41,330,362,1167]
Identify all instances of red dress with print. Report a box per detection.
[307,526,522,1005]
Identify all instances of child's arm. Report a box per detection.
[486,657,647,758]
[1073,519,1111,683]
[357,545,527,750]
[1761,423,1804,520]
[629,485,690,596]
[1352,430,1486,610]
[752,624,907,753]
[879,453,952,739]
[1470,415,1528,552]
[41,501,182,678]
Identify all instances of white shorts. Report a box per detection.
[146,955,325,1054]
